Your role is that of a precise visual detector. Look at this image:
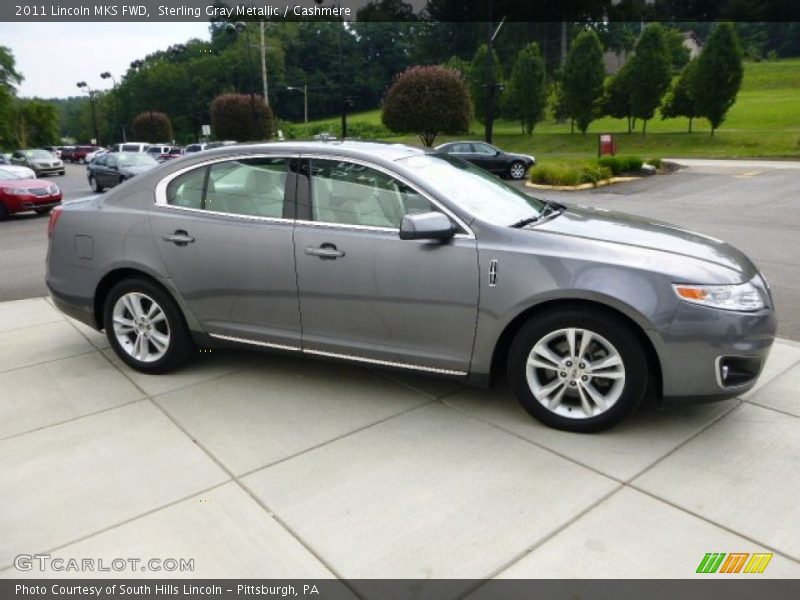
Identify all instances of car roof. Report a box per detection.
[198,140,432,162]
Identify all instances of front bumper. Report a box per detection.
[3,194,62,213]
[655,302,776,401]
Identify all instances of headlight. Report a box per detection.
[2,187,26,195]
[48,185,59,195]
[673,281,765,311]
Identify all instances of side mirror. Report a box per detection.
[399,212,455,241]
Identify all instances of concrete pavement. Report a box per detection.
[1,296,799,586]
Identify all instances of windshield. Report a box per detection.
[396,153,546,226]
[118,153,158,167]
[24,149,52,160]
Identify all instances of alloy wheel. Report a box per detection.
[112,292,171,363]
[510,162,526,180]
[525,327,626,419]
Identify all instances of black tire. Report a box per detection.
[0,202,8,221]
[59,170,65,176]
[507,308,649,432]
[103,278,194,374]
[89,175,103,193]
[34,207,53,216]
[508,161,527,180]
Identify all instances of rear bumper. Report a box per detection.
[48,285,97,330]
[655,302,776,402]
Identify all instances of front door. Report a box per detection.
[150,156,301,349]
[293,158,479,374]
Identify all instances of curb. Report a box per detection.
[525,176,640,192]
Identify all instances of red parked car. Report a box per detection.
[71,145,101,164]
[0,168,62,220]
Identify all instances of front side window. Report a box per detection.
[165,157,289,218]
[309,159,434,229]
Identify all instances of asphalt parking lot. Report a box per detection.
[2,159,799,340]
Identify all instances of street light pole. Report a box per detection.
[259,21,269,107]
[286,85,308,124]
[130,59,153,142]
[100,71,126,142]
[76,81,100,145]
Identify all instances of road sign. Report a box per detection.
[201,124,211,136]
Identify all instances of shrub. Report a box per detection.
[382,65,471,147]
[530,161,614,187]
[646,157,663,169]
[210,93,274,142]
[581,163,613,185]
[131,111,173,143]
[598,155,643,175]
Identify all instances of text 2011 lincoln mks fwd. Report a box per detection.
[46,142,776,432]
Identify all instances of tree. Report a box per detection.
[210,94,274,141]
[663,28,691,71]
[604,61,634,133]
[692,22,744,135]
[508,42,547,135]
[468,44,502,125]
[381,65,471,147]
[661,59,700,132]
[561,29,605,134]
[628,24,672,135]
[0,45,23,149]
[131,111,173,142]
[11,99,60,148]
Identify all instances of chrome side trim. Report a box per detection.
[153,203,294,225]
[209,333,301,352]
[304,348,467,376]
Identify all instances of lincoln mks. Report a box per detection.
[46,142,776,432]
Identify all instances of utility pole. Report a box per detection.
[260,21,269,107]
[484,9,505,144]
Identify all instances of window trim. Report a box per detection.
[297,153,474,239]
[154,154,295,224]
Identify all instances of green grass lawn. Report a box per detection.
[297,58,800,161]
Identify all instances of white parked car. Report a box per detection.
[85,149,109,164]
[112,142,150,153]
[0,165,36,179]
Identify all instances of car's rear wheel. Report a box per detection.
[0,202,8,221]
[104,278,193,374]
[89,175,103,192]
[509,161,527,180]
[508,309,648,432]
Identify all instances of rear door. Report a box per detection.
[150,155,302,349]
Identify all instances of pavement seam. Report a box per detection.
[465,484,626,589]
[0,348,97,376]
[91,341,362,592]
[0,481,233,574]
[0,317,66,335]
[626,483,800,566]
[742,398,800,419]
[440,399,627,484]
[0,396,148,444]
[235,398,437,480]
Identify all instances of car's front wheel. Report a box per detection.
[104,278,193,374]
[509,161,527,180]
[508,309,648,432]
[0,202,8,221]
[89,175,103,192]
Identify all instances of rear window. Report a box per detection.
[121,144,141,152]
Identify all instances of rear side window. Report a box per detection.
[165,157,289,218]
[166,167,206,209]
[121,144,141,152]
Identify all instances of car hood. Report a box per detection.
[0,177,52,188]
[534,204,756,278]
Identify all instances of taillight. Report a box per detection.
[48,205,63,239]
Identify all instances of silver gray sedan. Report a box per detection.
[46,142,776,432]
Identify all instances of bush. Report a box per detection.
[131,111,173,143]
[530,163,614,187]
[382,65,471,147]
[598,155,644,175]
[646,157,663,169]
[210,93,274,142]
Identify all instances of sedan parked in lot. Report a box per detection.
[10,149,65,177]
[87,152,159,192]
[47,142,775,432]
[0,168,61,219]
[435,141,535,180]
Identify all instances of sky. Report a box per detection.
[0,22,211,98]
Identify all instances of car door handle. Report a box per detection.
[162,230,195,246]
[305,244,345,260]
